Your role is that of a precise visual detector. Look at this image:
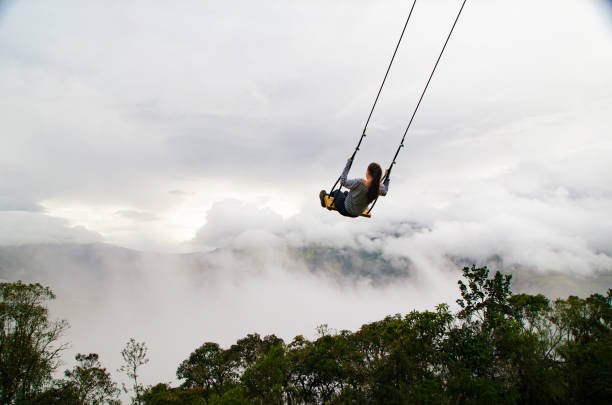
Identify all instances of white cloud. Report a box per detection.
[193,199,285,248]
[1,0,610,217]
[0,211,102,245]
[0,0,610,273]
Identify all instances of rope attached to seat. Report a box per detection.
[329,0,418,194]
[367,0,468,215]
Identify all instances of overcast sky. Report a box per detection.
[2,0,612,394]
[0,0,610,260]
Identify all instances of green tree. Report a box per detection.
[227,334,264,370]
[367,307,451,405]
[176,342,237,398]
[62,353,119,404]
[207,386,246,405]
[119,338,149,405]
[553,290,612,404]
[27,384,80,405]
[457,265,513,326]
[136,266,612,405]
[141,383,206,405]
[448,266,519,404]
[227,333,283,372]
[507,293,565,404]
[0,281,69,404]
[241,344,287,405]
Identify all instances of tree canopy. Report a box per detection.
[2,265,610,405]
[142,266,612,405]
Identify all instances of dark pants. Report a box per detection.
[330,190,358,218]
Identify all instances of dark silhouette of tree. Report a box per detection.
[68,265,608,405]
[62,353,119,404]
[119,338,149,405]
[0,281,68,404]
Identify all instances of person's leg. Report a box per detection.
[331,190,354,217]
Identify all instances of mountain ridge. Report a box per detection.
[0,242,610,298]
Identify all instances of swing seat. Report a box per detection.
[323,195,372,218]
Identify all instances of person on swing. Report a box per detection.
[320,158,390,217]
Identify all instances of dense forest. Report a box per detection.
[1,265,610,404]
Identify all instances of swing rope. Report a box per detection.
[366,0,467,215]
[329,0,418,194]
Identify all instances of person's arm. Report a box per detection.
[340,158,361,189]
[379,170,390,196]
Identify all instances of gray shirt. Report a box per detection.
[340,159,390,216]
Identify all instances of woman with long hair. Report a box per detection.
[320,158,390,217]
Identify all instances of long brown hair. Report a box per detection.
[366,163,382,203]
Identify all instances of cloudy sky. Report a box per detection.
[1,0,611,255]
[1,0,612,392]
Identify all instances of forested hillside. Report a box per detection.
[1,265,610,404]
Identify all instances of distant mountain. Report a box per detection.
[0,243,145,283]
[288,246,410,280]
[0,243,609,299]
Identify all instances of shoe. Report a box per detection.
[319,190,327,207]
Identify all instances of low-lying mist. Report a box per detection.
[1,227,609,395]
[0,241,461,393]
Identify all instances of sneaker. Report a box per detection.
[319,190,327,207]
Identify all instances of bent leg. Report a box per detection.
[330,190,354,217]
